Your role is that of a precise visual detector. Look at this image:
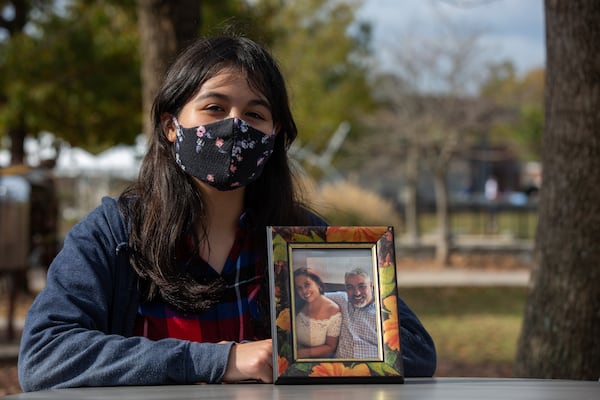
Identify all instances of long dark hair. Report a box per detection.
[120,36,315,312]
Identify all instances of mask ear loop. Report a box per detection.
[171,116,190,144]
[172,116,182,129]
[170,116,185,158]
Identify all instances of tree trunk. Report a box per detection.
[403,143,421,245]
[8,112,26,165]
[3,0,31,165]
[514,0,600,379]
[136,0,201,136]
[433,170,451,266]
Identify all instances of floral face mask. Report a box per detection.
[172,117,276,191]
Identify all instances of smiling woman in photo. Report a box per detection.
[293,268,342,358]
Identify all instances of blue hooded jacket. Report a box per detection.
[18,197,435,391]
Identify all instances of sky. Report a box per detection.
[358,0,545,78]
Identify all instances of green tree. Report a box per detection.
[199,1,271,39]
[264,0,374,161]
[480,62,545,160]
[0,0,53,164]
[200,0,374,178]
[2,0,373,161]
[1,0,141,155]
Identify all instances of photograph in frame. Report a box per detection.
[267,226,404,384]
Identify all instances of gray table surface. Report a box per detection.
[4,378,599,400]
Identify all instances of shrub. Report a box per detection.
[299,177,403,229]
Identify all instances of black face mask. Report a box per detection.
[173,117,276,191]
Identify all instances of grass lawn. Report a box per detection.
[399,286,528,377]
[419,210,538,240]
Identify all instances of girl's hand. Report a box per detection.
[222,339,273,383]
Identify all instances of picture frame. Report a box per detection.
[267,226,404,384]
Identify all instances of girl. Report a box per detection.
[293,268,341,358]
[18,36,324,390]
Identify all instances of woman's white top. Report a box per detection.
[295,310,342,347]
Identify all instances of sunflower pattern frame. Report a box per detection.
[266,226,404,384]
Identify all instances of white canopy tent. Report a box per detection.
[1,133,145,180]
